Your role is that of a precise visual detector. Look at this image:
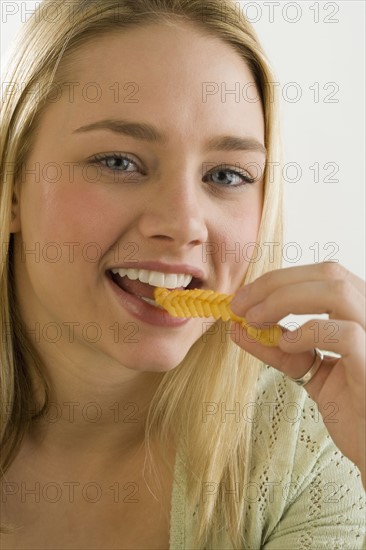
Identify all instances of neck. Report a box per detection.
[24,342,164,465]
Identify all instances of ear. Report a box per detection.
[9,182,21,233]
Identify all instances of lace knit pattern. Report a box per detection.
[169,364,366,549]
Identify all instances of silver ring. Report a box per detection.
[289,348,324,387]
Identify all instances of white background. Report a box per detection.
[1,1,365,285]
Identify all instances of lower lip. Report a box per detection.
[105,273,191,328]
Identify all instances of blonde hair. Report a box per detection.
[0,0,284,547]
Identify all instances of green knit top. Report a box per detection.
[169,364,366,549]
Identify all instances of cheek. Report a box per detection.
[224,190,263,239]
[23,180,135,250]
[218,192,263,275]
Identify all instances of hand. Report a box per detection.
[230,262,366,488]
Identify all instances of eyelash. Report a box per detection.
[89,153,256,189]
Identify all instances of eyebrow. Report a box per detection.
[73,119,267,156]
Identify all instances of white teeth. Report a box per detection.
[139,269,150,284]
[111,268,194,289]
[148,271,166,287]
[182,274,192,287]
[176,274,186,287]
[164,274,179,288]
[140,296,164,309]
[126,269,139,280]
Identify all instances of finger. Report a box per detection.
[230,316,365,403]
[232,262,366,314]
[244,280,366,329]
[229,320,317,380]
[279,318,366,365]
[278,319,366,402]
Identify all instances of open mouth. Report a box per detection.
[106,269,203,308]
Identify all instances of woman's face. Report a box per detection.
[11,23,266,373]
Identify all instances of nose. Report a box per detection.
[137,168,209,248]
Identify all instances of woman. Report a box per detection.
[1,0,365,548]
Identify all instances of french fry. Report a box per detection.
[154,287,283,347]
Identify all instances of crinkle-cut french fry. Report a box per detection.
[154,287,283,347]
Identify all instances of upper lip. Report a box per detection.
[107,261,206,282]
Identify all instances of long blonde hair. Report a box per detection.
[0,0,283,547]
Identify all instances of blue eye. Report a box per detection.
[89,153,256,188]
[204,167,255,188]
[90,153,140,173]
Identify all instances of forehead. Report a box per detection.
[39,23,265,144]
